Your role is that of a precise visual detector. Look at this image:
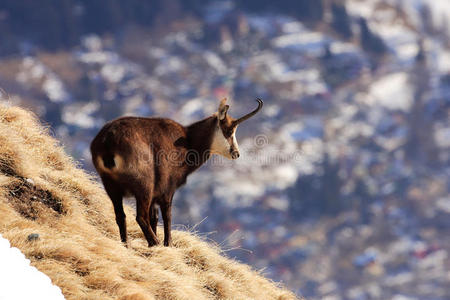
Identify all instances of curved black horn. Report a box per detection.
[234,98,263,125]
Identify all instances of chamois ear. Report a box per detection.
[218,98,229,120]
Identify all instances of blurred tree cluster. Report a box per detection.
[6,0,397,59]
[358,17,387,56]
[238,0,324,23]
[0,0,167,55]
[0,0,328,55]
[331,2,352,39]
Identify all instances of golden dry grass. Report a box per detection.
[0,104,300,300]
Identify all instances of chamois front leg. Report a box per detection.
[160,193,174,247]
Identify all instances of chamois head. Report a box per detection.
[211,98,263,159]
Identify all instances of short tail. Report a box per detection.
[102,153,115,169]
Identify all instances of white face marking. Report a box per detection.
[211,125,240,160]
[231,128,239,154]
[211,126,232,159]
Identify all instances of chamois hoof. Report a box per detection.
[147,240,159,247]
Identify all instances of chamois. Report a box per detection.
[90,98,263,247]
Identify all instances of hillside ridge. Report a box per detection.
[0,104,299,300]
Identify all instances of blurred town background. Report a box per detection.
[0,0,449,299]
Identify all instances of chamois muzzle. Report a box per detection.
[233,98,264,126]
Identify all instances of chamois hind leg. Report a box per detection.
[135,191,159,247]
[149,201,159,235]
[101,176,127,245]
[160,192,174,247]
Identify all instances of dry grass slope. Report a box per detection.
[0,104,300,300]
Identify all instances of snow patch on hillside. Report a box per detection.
[422,0,450,31]
[366,72,413,111]
[0,234,65,300]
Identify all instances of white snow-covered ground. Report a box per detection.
[422,0,450,31]
[0,234,65,300]
[365,72,413,111]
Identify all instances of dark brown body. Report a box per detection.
[91,116,218,246]
[91,98,262,247]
